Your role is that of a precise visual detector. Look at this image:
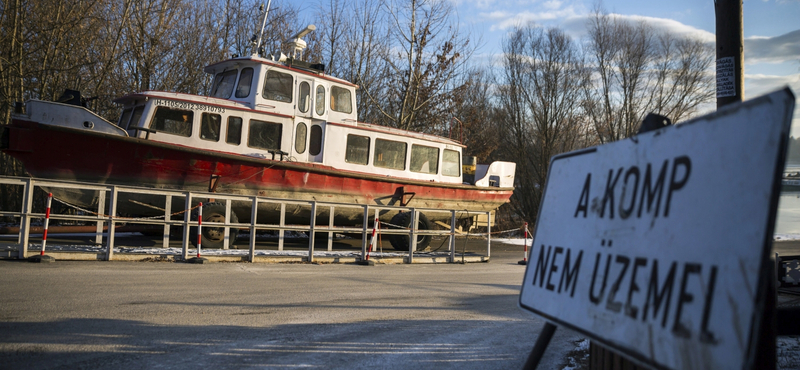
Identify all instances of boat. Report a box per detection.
[0,16,515,250]
[783,172,800,191]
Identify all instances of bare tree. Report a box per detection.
[364,0,474,132]
[583,8,714,143]
[315,0,350,77]
[644,32,715,122]
[582,9,653,143]
[450,68,499,161]
[496,24,589,224]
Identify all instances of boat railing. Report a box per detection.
[0,175,491,263]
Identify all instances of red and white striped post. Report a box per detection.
[41,193,53,256]
[196,202,203,258]
[519,222,529,265]
[366,214,380,261]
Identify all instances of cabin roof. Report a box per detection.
[203,55,358,88]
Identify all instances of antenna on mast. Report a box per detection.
[253,0,273,57]
[285,25,316,60]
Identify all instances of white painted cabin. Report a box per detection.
[112,54,513,188]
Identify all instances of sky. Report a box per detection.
[290,0,800,136]
[451,0,800,135]
[452,1,797,139]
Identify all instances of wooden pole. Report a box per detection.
[715,0,744,108]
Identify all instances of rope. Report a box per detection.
[53,197,200,221]
[375,219,526,238]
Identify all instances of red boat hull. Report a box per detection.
[3,120,512,223]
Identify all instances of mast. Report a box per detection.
[253,0,272,56]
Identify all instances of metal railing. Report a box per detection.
[0,176,491,262]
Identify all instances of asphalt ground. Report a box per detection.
[3,236,800,369]
[0,237,586,370]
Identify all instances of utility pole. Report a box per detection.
[715,0,744,108]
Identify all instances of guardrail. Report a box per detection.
[0,176,492,262]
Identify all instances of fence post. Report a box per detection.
[249,196,258,262]
[486,211,492,259]
[449,210,456,263]
[223,200,232,250]
[407,208,417,264]
[196,202,203,258]
[182,193,191,260]
[18,178,34,259]
[278,203,286,251]
[106,186,118,261]
[308,201,316,263]
[327,205,335,251]
[95,190,106,247]
[162,195,172,248]
[361,206,369,260]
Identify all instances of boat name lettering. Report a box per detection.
[155,99,226,114]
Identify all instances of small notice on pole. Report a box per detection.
[716,56,736,98]
[519,89,795,370]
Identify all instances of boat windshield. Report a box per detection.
[330,86,352,113]
[235,68,254,98]
[410,145,439,174]
[442,149,461,177]
[210,70,238,99]
[263,70,293,103]
[150,107,193,137]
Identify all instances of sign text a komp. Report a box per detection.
[519,88,795,370]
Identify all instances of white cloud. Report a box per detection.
[543,0,562,10]
[483,6,581,31]
[745,74,800,137]
[745,29,800,64]
[483,10,714,43]
[604,14,715,43]
[745,73,800,97]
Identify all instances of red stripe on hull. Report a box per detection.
[4,120,512,221]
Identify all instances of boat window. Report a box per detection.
[226,116,242,145]
[442,149,461,177]
[309,125,322,156]
[374,139,407,170]
[118,108,132,128]
[262,70,293,103]
[210,69,238,99]
[315,85,325,115]
[200,113,221,142]
[345,134,370,165]
[410,144,439,174]
[330,86,352,113]
[295,122,307,154]
[129,106,145,129]
[235,68,254,98]
[150,107,193,137]
[299,82,310,113]
[248,119,282,150]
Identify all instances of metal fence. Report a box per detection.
[0,176,491,262]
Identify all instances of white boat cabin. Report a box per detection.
[112,54,492,185]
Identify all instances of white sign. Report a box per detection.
[716,56,736,98]
[519,89,795,370]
